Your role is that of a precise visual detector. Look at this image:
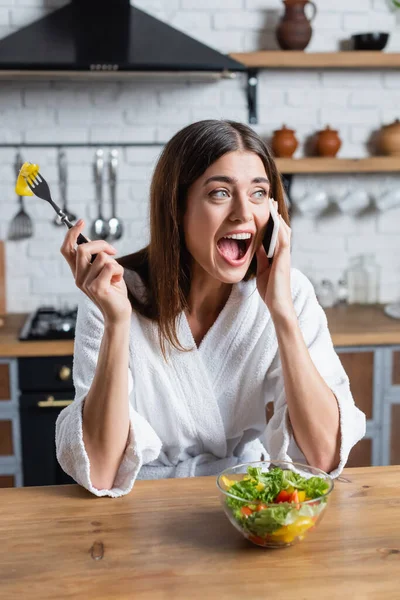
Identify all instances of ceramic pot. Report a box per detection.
[315,126,342,157]
[271,125,298,158]
[379,119,400,156]
[276,0,317,51]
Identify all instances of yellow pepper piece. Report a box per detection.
[272,517,314,543]
[256,482,265,491]
[221,475,236,489]
[297,491,306,502]
[15,162,40,196]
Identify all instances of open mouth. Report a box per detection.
[216,233,253,265]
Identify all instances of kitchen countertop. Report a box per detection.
[0,304,399,357]
[324,303,400,347]
[0,314,73,357]
[0,466,399,599]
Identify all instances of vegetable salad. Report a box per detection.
[222,466,331,546]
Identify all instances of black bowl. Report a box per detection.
[352,32,389,51]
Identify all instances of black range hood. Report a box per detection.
[0,0,246,78]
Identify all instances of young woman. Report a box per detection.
[56,120,365,497]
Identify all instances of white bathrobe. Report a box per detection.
[56,267,366,498]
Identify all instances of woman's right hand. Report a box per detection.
[60,219,132,326]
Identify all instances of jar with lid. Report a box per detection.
[347,256,368,304]
[316,279,336,308]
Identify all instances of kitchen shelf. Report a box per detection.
[230,51,400,69]
[229,52,400,123]
[275,157,400,174]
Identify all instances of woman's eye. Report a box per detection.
[212,189,229,198]
[253,189,267,199]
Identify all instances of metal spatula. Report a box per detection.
[8,151,34,241]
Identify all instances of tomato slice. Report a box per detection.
[275,490,291,503]
[241,506,253,517]
[248,534,266,545]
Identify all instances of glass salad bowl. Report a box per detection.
[216,460,334,549]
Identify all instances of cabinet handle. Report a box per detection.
[58,366,72,381]
[37,395,73,408]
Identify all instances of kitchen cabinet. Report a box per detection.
[336,345,400,468]
[0,358,22,487]
[1,307,400,487]
[18,355,75,487]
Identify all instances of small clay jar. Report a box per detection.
[271,124,299,158]
[379,119,400,156]
[315,126,342,157]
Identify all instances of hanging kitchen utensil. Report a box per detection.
[107,149,123,241]
[53,148,77,226]
[91,148,110,240]
[8,150,34,241]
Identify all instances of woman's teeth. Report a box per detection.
[223,233,252,240]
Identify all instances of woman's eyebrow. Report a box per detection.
[252,177,270,184]
[204,175,270,186]
[204,175,237,186]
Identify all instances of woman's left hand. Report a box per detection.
[256,200,296,321]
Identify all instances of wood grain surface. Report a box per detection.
[0,240,5,315]
[230,51,400,69]
[0,466,399,600]
[275,157,400,174]
[1,304,400,358]
[325,304,400,346]
[0,314,73,357]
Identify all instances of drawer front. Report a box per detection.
[0,363,10,401]
[20,391,75,486]
[18,356,73,392]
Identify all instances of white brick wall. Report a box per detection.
[1,0,400,311]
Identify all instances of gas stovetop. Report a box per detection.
[19,306,77,341]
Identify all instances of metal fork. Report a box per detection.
[8,151,34,241]
[25,168,96,260]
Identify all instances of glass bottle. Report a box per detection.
[317,279,336,308]
[347,256,368,304]
[336,279,348,305]
[361,254,380,304]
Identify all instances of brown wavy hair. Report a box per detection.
[117,119,289,355]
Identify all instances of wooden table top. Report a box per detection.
[0,313,74,357]
[0,466,399,599]
[0,303,399,357]
[325,304,400,347]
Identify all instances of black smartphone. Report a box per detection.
[262,198,280,262]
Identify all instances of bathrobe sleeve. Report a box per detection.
[263,268,366,478]
[55,291,162,498]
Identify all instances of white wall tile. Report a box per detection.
[1,0,400,310]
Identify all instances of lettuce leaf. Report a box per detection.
[226,466,330,505]
[246,505,290,535]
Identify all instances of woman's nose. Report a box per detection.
[229,196,253,223]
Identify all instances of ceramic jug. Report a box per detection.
[276,0,317,51]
